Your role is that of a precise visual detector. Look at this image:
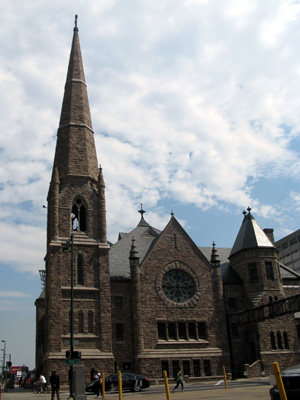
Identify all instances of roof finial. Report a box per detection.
[171,210,174,217]
[137,203,150,227]
[243,207,254,221]
[75,14,78,28]
[138,203,146,220]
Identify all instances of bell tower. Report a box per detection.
[43,16,114,380]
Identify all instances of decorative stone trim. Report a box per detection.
[62,288,98,300]
[155,260,201,308]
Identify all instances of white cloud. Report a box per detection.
[0,291,32,298]
[3,0,300,370]
[260,1,300,47]
[0,0,300,269]
[0,223,45,274]
[289,191,300,210]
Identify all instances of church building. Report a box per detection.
[35,18,300,384]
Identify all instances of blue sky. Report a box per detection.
[1,0,300,370]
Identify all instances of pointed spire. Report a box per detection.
[53,15,98,182]
[98,165,105,188]
[210,241,220,265]
[129,237,140,265]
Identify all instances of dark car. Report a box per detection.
[85,372,150,393]
[270,364,300,400]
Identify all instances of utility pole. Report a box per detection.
[64,234,81,397]
[1,340,6,378]
[69,234,74,398]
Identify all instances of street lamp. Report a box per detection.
[64,234,81,397]
[66,234,74,398]
[70,234,74,362]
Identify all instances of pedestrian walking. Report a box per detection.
[94,370,102,399]
[50,371,60,400]
[172,367,184,393]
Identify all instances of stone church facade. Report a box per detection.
[35,20,300,384]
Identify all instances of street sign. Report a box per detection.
[64,359,80,366]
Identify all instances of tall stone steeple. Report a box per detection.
[41,16,113,383]
[53,14,98,182]
[47,15,107,244]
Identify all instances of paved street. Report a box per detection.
[1,378,272,400]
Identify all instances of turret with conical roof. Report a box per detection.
[229,208,284,307]
[230,207,274,258]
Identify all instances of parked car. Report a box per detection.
[270,364,300,400]
[85,372,150,393]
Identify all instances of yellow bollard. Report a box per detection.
[222,366,228,389]
[272,362,287,400]
[118,370,122,400]
[163,370,171,400]
[102,373,105,399]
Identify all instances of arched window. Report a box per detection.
[283,331,289,349]
[270,331,276,349]
[71,198,86,232]
[78,311,84,333]
[77,255,84,286]
[88,311,93,333]
[277,331,283,349]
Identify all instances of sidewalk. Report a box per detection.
[1,381,272,400]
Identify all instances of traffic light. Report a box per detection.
[72,351,81,359]
[65,350,81,359]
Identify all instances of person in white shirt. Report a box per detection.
[39,374,47,393]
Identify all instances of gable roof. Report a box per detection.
[109,217,160,279]
[141,215,212,269]
[109,211,297,284]
[109,214,213,279]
